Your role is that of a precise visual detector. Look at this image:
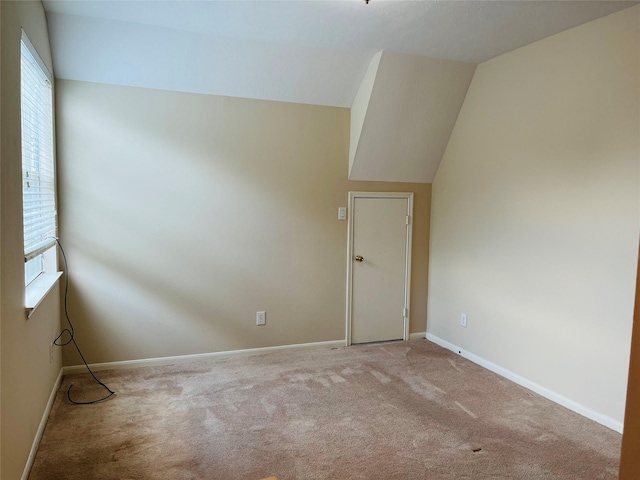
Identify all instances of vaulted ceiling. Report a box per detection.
[43,1,637,108]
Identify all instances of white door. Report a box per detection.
[347,193,413,345]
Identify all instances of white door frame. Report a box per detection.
[345,191,414,346]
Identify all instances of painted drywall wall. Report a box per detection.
[620,244,640,478]
[349,51,476,183]
[1,2,62,479]
[56,79,431,366]
[428,6,639,426]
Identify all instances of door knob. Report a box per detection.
[354,255,364,262]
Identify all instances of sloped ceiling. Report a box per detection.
[43,1,638,108]
[349,51,476,183]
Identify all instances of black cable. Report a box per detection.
[50,237,116,404]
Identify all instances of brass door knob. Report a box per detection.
[355,255,364,262]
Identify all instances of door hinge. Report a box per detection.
[403,307,409,317]
[406,215,411,225]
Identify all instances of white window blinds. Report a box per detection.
[21,37,57,261]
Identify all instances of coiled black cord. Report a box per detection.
[51,237,115,404]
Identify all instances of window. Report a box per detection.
[21,33,57,286]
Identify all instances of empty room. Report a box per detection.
[1,1,639,479]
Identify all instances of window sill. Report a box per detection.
[25,272,62,318]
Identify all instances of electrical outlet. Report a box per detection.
[461,313,467,328]
[256,311,266,326]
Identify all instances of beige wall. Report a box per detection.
[56,79,431,366]
[349,51,476,183]
[428,6,639,426]
[1,2,62,479]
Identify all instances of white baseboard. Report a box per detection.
[22,368,63,480]
[425,333,623,433]
[63,336,430,374]
[62,339,347,374]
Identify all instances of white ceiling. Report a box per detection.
[43,1,638,107]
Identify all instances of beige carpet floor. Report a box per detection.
[29,340,621,479]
